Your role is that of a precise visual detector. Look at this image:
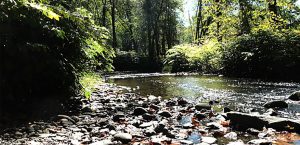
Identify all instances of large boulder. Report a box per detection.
[263,100,288,109]
[227,112,300,133]
[265,116,300,133]
[227,112,268,130]
[288,91,300,101]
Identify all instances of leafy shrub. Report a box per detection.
[79,73,102,99]
[164,40,222,73]
[113,50,162,72]
[0,1,114,102]
[222,30,300,80]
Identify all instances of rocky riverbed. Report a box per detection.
[0,83,300,145]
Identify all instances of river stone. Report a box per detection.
[246,128,260,136]
[90,140,114,145]
[133,107,147,116]
[265,116,300,133]
[227,112,300,133]
[158,111,172,118]
[247,139,272,145]
[178,98,188,106]
[289,91,300,101]
[142,113,156,121]
[263,108,278,116]
[201,137,217,144]
[227,112,268,130]
[150,104,160,110]
[223,107,232,113]
[139,122,153,128]
[195,113,207,120]
[263,100,288,109]
[113,112,125,122]
[114,133,132,144]
[227,140,245,145]
[224,132,238,140]
[195,103,211,111]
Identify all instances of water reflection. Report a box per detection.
[108,75,300,117]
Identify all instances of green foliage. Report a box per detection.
[222,30,300,80]
[0,0,114,101]
[79,73,102,99]
[164,40,222,73]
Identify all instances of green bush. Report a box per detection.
[163,40,222,73]
[113,50,162,72]
[0,1,114,102]
[222,30,300,80]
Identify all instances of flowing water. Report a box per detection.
[107,73,300,119]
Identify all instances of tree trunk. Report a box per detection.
[111,0,117,49]
[195,0,202,43]
[102,0,107,26]
[239,0,251,34]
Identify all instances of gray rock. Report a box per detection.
[247,139,272,145]
[158,111,172,118]
[246,128,260,136]
[195,113,207,120]
[227,112,269,130]
[144,129,156,137]
[113,112,125,122]
[227,140,245,145]
[206,122,223,129]
[114,133,132,144]
[201,137,217,144]
[150,104,160,110]
[139,122,153,128]
[265,116,300,133]
[90,140,114,145]
[154,124,167,134]
[178,98,188,106]
[195,103,211,111]
[263,109,278,116]
[227,112,300,133]
[223,107,232,113]
[142,113,156,121]
[133,107,147,116]
[82,106,93,113]
[180,140,194,145]
[263,100,288,109]
[224,132,238,140]
[289,91,300,101]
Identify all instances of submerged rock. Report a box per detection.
[289,91,300,101]
[263,101,288,109]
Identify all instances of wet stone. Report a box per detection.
[113,133,132,144]
[195,103,211,111]
[201,136,217,144]
[158,111,172,118]
[150,104,160,110]
[263,100,288,109]
[289,91,300,101]
[133,107,147,116]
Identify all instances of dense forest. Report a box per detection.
[1,0,300,108]
[1,0,300,144]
